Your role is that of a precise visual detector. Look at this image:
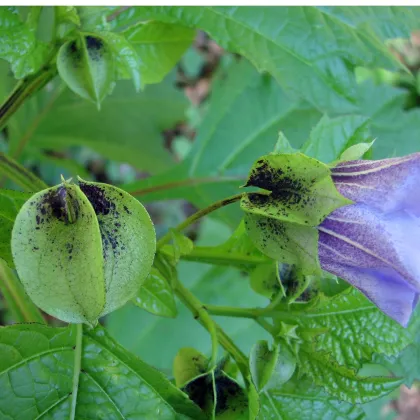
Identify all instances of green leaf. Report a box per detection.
[258,375,366,420]
[124,21,195,85]
[301,114,372,163]
[114,6,406,113]
[299,348,402,403]
[277,288,413,369]
[55,6,81,27]
[57,33,115,106]
[0,152,48,191]
[0,6,48,78]
[338,140,375,162]
[244,213,320,275]
[241,153,351,226]
[99,31,141,90]
[122,59,321,227]
[0,323,203,419]
[11,179,156,324]
[8,72,187,173]
[133,268,177,318]
[0,188,31,267]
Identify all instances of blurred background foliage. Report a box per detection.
[2,6,420,419]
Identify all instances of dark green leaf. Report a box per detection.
[57,33,115,106]
[8,72,187,173]
[112,6,406,113]
[133,268,177,318]
[0,188,31,267]
[301,114,372,163]
[124,21,195,85]
[0,323,203,419]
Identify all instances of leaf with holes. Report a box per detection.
[0,323,203,419]
[57,33,115,106]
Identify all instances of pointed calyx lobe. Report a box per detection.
[319,153,420,326]
[241,153,350,274]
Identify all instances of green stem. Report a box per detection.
[70,323,83,420]
[0,66,57,132]
[180,247,268,267]
[0,258,45,324]
[157,193,244,249]
[173,277,249,380]
[205,303,300,321]
[173,277,219,368]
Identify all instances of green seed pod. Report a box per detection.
[11,178,156,325]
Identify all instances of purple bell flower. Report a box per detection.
[319,153,420,327]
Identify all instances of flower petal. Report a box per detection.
[319,203,420,326]
[332,153,420,215]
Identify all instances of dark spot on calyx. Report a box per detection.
[38,186,80,224]
[85,36,105,61]
[79,182,116,216]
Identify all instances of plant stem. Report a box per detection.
[173,277,219,368]
[0,258,45,324]
[173,276,249,380]
[0,66,57,132]
[179,247,268,267]
[157,193,244,249]
[70,323,83,420]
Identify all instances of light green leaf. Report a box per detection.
[250,341,280,392]
[99,31,141,90]
[0,189,31,267]
[122,60,321,227]
[338,140,375,162]
[0,6,48,78]
[133,268,177,318]
[299,348,402,403]
[244,213,320,275]
[11,179,156,324]
[124,21,195,85]
[301,114,372,163]
[241,153,351,226]
[258,375,366,420]
[9,72,188,173]
[57,33,115,106]
[0,323,203,419]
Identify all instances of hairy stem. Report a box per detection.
[157,193,244,249]
[70,323,83,420]
[0,258,45,324]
